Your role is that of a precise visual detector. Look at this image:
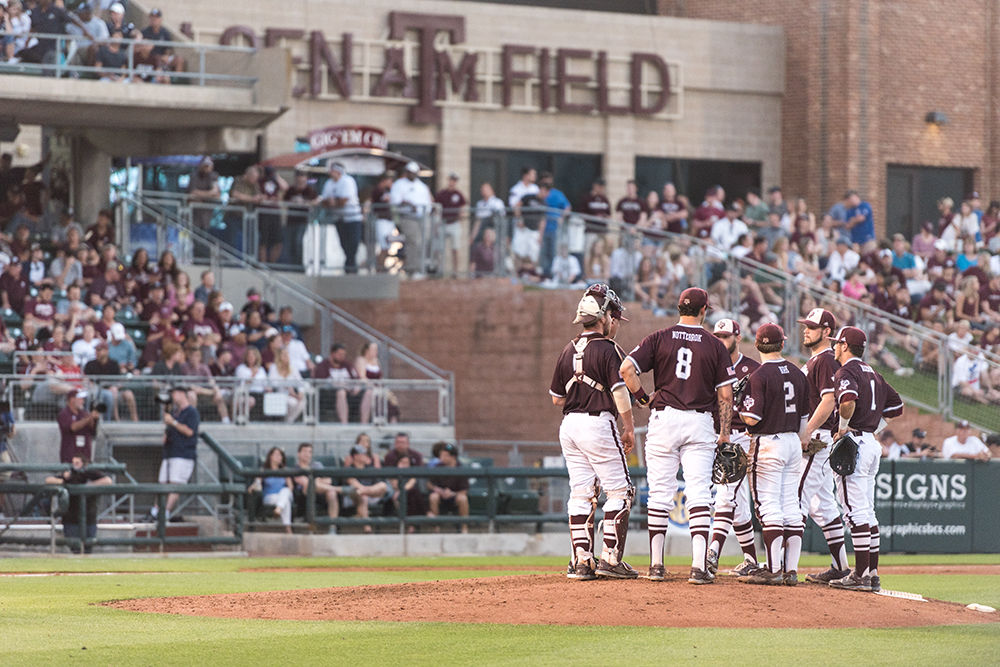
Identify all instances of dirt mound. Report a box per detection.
[238,564,1000,576]
[106,574,998,628]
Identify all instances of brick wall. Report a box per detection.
[670,0,1000,234]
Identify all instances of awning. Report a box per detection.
[260,147,434,178]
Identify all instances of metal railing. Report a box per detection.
[0,31,257,86]
[3,373,452,426]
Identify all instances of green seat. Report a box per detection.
[466,457,493,515]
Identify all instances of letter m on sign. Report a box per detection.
[436,51,479,102]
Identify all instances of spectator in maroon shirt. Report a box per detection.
[57,389,100,463]
[24,283,57,326]
[181,300,221,354]
[469,227,497,277]
[9,223,31,259]
[313,343,361,423]
[692,185,725,240]
[615,179,647,227]
[579,178,611,238]
[659,182,688,234]
[0,258,29,314]
[87,265,122,308]
[139,281,166,321]
[434,172,468,276]
[84,209,114,250]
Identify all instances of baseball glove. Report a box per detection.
[712,442,748,485]
[803,437,827,456]
[828,433,859,476]
[732,375,750,407]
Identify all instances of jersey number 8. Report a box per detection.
[675,348,693,380]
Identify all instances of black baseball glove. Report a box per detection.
[732,375,750,407]
[712,442,748,485]
[828,433,859,476]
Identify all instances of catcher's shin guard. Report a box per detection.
[600,485,634,566]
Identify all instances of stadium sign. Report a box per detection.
[215,11,680,126]
[307,126,388,153]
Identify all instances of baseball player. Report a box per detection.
[827,326,904,592]
[621,287,737,584]
[706,318,761,577]
[796,308,852,584]
[738,323,810,585]
[550,284,638,580]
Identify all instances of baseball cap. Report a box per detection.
[329,161,347,173]
[71,389,87,400]
[219,301,234,313]
[441,443,458,456]
[281,324,295,335]
[956,419,971,429]
[149,7,163,16]
[797,308,836,330]
[827,326,867,348]
[879,248,893,260]
[246,287,260,297]
[448,172,459,180]
[912,428,927,438]
[404,161,420,174]
[228,323,245,337]
[109,2,124,13]
[678,287,709,312]
[713,319,740,337]
[755,322,786,345]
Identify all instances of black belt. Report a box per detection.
[849,430,865,437]
[588,410,608,417]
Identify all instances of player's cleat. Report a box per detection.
[706,549,719,576]
[595,559,639,579]
[869,575,881,592]
[644,564,667,581]
[783,570,798,586]
[567,559,597,581]
[740,568,785,586]
[829,572,872,592]
[566,561,574,578]
[728,557,760,577]
[805,567,851,584]
[687,568,714,585]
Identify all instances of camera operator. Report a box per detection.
[45,455,111,554]
[148,385,200,522]
[57,389,100,464]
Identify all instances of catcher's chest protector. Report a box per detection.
[565,336,607,394]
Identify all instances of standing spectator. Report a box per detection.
[149,385,200,522]
[710,202,748,250]
[292,442,340,534]
[615,179,647,228]
[508,166,538,208]
[537,180,571,279]
[365,171,395,269]
[21,0,69,66]
[658,182,688,234]
[389,162,433,276]
[981,200,999,250]
[426,442,470,533]
[842,190,875,246]
[45,455,111,554]
[942,420,990,461]
[258,166,289,264]
[692,185,725,240]
[471,181,505,244]
[321,162,363,274]
[187,157,220,231]
[313,343,361,423]
[383,432,423,467]
[83,341,137,422]
[434,172,467,277]
[579,177,611,222]
[57,389,100,463]
[251,447,293,533]
[283,171,318,267]
[469,227,497,277]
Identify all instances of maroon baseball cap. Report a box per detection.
[678,287,709,311]
[797,307,836,330]
[755,323,786,345]
[713,318,740,337]
[827,326,867,348]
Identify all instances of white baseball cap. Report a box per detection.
[218,301,234,313]
[713,319,740,337]
[109,2,124,14]
[404,161,420,174]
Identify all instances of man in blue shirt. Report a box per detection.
[149,385,200,522]
[538,180,571,278]
[844,190,875,246]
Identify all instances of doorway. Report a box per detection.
[886,165,974,239]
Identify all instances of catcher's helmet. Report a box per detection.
[829,433,860,476]
[712,442,748,485]
[574,283,628,324]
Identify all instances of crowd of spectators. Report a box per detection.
[252,434,470,533]
[0,2,182,83]
[879,421,997,462]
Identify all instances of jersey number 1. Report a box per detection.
[676,348,692,380]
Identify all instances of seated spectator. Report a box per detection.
[390,455,426,525]
[250,447,293,533]
[549,243,583,286]
[951,347,1000,405]
[139,281,167,322]
[49,245,84,289]
[87,265,122,308]
[353,432,381,469]
[181,345,231,424]
[106,322,138,373]
[426,442,469,533]
[982,201,1000,250]
[95,30,128,82]
[291,442,339,534]
[93,304,117,341]
[471,181,505,245]
[609,236,642,300]
[267,347,306,423]
[942,420,990,461]
[151,341,186,377]
[141,8,184,71]
[0,258,29,314]
[193,270,215,304]
[940,201,980,252]
[45,455,112,554]
[181,300,221,357]
[27,351,81,408]
[71,323,101,367]
[342,444,390,533]
[233,347,267,422]
[171,270,194,314]
[383,432,423,467]
[83,340,137,421]
[26,242,46,285]
[947,319,974,354]
[25,282,57,327]
[105,2,125,37]
[280,325,312,377]
[65,3,108,66]
[313,343,362,423]
[241,286,275,324]
[879,429,910,460]
[904,428,939,459]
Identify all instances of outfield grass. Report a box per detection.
[1,554,997,666]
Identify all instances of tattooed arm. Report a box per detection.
[716,384,733,444]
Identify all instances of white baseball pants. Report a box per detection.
[645,406,716,512]
[714,430,752,524]
[559,412,631,515]
[799,429,840,526]
[833,432,881,528]
[749,432,802,527]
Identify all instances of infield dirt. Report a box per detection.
[107,572,999,628]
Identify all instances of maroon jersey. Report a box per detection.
[740,359,809,435]
[716,353,760,432]
[580,193,611,218]
[833,358,904,433]
[434,188,467,223]
[25,297,56,323]
[981,286,1000,314]
[627,324,736,413]
[615,196,647,225]
[550,332,626,416]
[803,348,841,432]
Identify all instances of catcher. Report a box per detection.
[549,284,637,580]
[707,319,761,577]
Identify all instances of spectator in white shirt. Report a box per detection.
[388,162,434,275]
[942,420,990,461]
[508,166,539,209]
[280,325,313,376]
[939,200,980,252]
[71,323,101,367]
[879,430,910,460]
[65,3,108,64]
[951,348,1000,405]
[320,162,363,274]
[825,238,860,282]
[548,243,583,286]
[710,202,749,250]
[471,182,506,244]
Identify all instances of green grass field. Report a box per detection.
[1,554,997,665]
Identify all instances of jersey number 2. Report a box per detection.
[783,382,796,413]
[675,348,692,380]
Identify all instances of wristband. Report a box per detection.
[633,388,650,407]
[839,416,850,432]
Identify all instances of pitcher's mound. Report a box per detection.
[106,574,998,628]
